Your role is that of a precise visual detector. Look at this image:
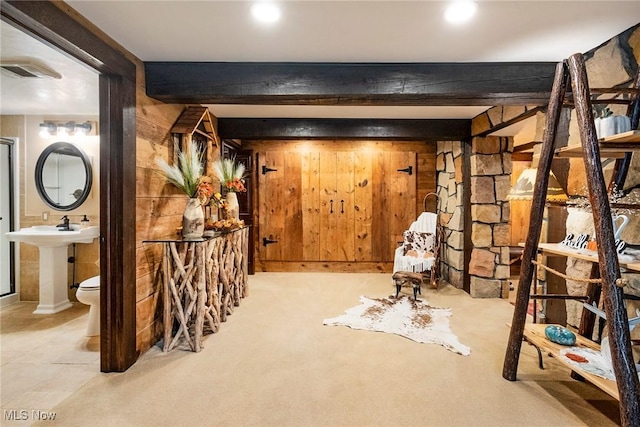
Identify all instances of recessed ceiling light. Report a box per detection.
[444,1,478,24]
[251,2,281,24]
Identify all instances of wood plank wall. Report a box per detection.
[243,140,436,272]
[134,65,191,354]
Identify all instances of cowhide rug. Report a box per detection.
[323,295,471,356]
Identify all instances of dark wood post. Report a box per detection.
[567,53,640,427]
[503,61,569,381]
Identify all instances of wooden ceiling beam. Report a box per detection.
[145,62,556,106]
[217,118,471,141]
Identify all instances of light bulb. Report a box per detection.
[444,1,478,24]
[251,2,281,24]
[75,122,92,136]
[39,122,55,139]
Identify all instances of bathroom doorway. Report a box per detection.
[2,2,137,372]
[0,137,16,298]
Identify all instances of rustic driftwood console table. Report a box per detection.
[144,227,249,352]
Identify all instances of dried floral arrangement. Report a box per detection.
[212,157,246,192]
[155,141,204,198]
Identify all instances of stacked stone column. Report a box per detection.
[469,136,512,297]
[436,141,465,289]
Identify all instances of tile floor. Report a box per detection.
[0,302,100,425]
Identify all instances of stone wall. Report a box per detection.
[563,24,640,332]
[436,141,464,289]
[468,136,512,297]
[471,106,540,138]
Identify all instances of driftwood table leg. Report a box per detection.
[194,242,206,352]
[162,243,172,352]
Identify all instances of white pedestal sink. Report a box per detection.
[4,225,100,314]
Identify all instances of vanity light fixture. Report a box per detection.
[74,121,92,136]
[38,122,57,139]
[57,122,75,137]
[251,2,281,24]
[444,1,478,24]
[38,121,93,138]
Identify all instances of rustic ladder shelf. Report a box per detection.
[554,130,640,158]
[503,53,640,427]
[522,323,619,400]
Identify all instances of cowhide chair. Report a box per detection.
[392,193,441,298]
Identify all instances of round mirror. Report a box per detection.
[35,142,93,211]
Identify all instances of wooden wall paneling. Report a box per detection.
[510,201,532,246]
[301,152,320,261]
[246,140,436,270]
[319,152,338,260]
[354,151,374,262]
[258,261,391,272]
[417,149,437,213]
[510,160,532,246]
[283,153,303,260]
[336,152,355,261]
[545,206,568,326]
[259,152,285,260]
[387,152,417,259]
[371,152,389,261]
[134,97,185,356]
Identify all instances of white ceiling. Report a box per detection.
[1,1,639,120]
[0,22,99,115]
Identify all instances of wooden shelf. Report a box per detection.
[534,243,640,273]
[554,130,640,158]
[522,323,619,400]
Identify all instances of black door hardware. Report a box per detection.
[330,199,334,213]
[262,165,278,175]
[341,200,344,213]
[262,237,278,246]
[397,166,413,175]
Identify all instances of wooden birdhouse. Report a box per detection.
[171,106,219,176]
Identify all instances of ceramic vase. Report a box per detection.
[226,192,240,220]
[595,115,631,139]
[182,198,204,239]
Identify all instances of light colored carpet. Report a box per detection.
[31,273,620,427]
[323,295,471,355]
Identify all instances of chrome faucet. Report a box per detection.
[57,215,70,231]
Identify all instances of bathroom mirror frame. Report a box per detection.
[34,141,93,211]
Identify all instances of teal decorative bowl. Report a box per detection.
[544,325,576,346]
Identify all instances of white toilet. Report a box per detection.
[76,275,100,336]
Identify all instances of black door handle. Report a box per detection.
[262,237,278,247]
[341,200,344,213]
[330,199,334,214]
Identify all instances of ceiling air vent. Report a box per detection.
[0,60,61,79]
